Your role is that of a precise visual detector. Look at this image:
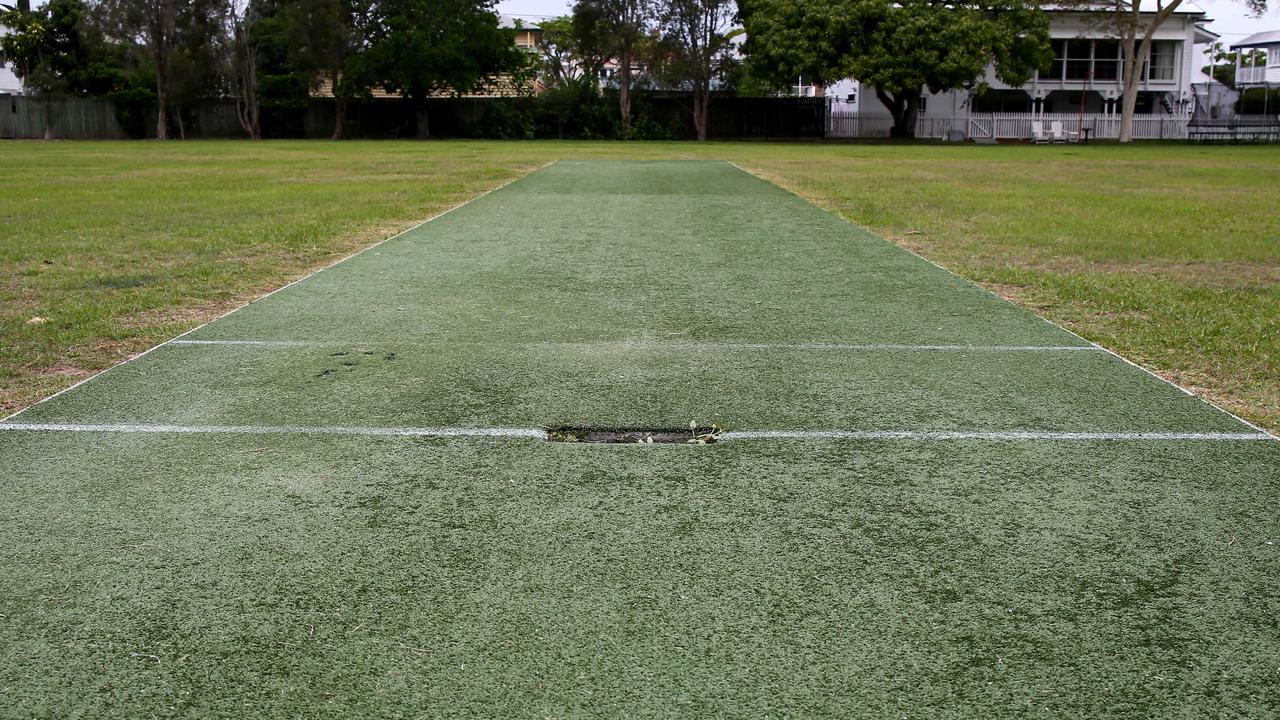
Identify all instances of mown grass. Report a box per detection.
[2,140,1276,430]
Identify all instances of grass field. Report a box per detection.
[2,158,1278,717]
[1,141,1277,433]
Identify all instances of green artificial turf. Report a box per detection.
[3,142,1278,431]
[2,160,1277,718]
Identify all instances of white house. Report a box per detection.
[1231,29,1280,86]
[0,24,24,94]
[843,0,1216,119]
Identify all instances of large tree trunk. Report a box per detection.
[330,69,346,140]
[692,84,710,140]
[1119,42,1141,142]
[877,87,920,139]
[331,97,346,140]
[1117,0,1182,142]
[234,19,261,140]
[41,96,53,141]
[155,76,169,140]
[152,0,174,140]
[618,45,632,135]
[415,102,430,138]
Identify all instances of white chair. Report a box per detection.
[1031,120,1049,144]
[1050,121,1067,143]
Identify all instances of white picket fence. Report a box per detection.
[828,111,1190,141]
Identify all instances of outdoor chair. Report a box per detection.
[1050,121,1067,143]
[1031,121,1050,144]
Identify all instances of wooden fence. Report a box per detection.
[0,95,127,139]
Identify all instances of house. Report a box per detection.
[503,14,542,53]
[1231,30,1280,86]
[0,63,19,95]
[849,0,1216,118]
[0,24,24,94]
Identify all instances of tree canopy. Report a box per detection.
[740,0,1051,137]
[362,0,526,136]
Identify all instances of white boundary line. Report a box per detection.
[1,163,554,424]
[722,343,1097,352]
[0,422,1269,442]
[0,423,547,439]
[723,161,1279,441]
[722,429,1271,442]
[163,338,1100,352]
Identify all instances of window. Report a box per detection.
[1048,40,1067,81]
[846,91,857,104]
[1044,39,1121,82]
[1065,39,1092,80]
[1147,41,1176,81]
[918,96,927,113]
[1270,47,1280,67]
[1093,40,1120,81]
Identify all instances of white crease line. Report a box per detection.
[0,423,1269,442]
[1,163,554,425]
[0,423,548,439]
[169,340,312,347]
[723,430,1272,441]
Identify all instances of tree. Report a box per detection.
[1201,41,1265,89]
[1082,0,1268,142]
[225,0,261,138]
[740,0,1051,138]
[98,0,224,138]
[575,0,652,134]
[362,0,525,138]
[282,0,366,138]
[654,0,736,140]
[536,15,581,88]
[0,0,91,138]
[536,13,611,89]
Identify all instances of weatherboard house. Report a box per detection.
[1232,29,1280,86]
[844,0,1216,118]
[0,24,24,95]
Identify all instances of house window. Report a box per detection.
[1093,40,1120,81]
[846,91,857,104]
[918,96,927,113]
[1049,40,1067,81]
[1147,41,1176,81]
[1066,39,1092,80]
[1047,39,1113,82]
[1270,47,1280,67]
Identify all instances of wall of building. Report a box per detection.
[0,25,22,94]
[0,65,21,94]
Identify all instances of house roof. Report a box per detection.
[498,14,540,31]
[1046,0,1206,15]
[1231,29,1280,49]
[1135,0,1206,13]
[1194,23,1219,43]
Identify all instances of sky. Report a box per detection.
[495,0,1280,46]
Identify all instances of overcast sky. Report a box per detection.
[496,0,1280,46]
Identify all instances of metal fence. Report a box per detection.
[0,95,127,139]
[829,111,1193,141]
